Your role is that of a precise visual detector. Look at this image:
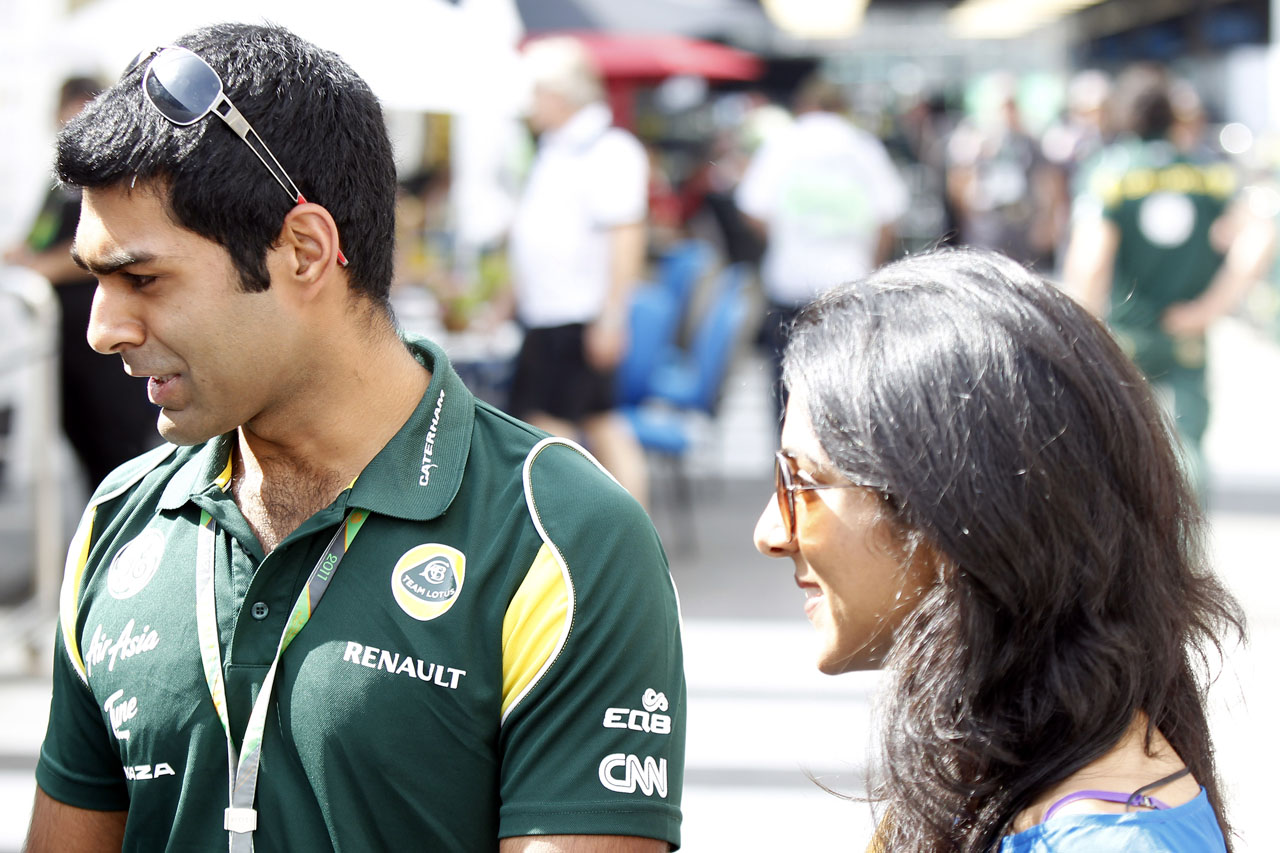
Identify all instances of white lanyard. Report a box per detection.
[195,508,368,852]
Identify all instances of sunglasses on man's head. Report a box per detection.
[124,45,349,266]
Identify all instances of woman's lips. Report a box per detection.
[797,578,823,620]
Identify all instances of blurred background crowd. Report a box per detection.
[7,0,1280,653]
[7,0,1280,612]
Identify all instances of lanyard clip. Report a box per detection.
[225,807,258,833]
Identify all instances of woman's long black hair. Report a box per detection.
[783,248,1244,851]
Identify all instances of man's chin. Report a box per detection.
[156,413,219,447]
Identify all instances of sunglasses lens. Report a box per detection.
[774,455,794,538]
[144,49,221,125]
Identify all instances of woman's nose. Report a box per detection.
[753,494,793,558]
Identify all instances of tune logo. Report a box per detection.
[104,689,139,741]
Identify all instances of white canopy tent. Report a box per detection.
[51,0,527,115]
[47,0,531,251]
[0,0,532,626]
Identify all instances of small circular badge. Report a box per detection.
[1138,192,1196,247]
[107,529,166,600]
[391,544,466,621]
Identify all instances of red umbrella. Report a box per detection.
[524,31,762,82]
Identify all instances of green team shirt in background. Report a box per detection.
[36,334,686,851]
[1087,137,1234,376]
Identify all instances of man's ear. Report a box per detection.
[279,202,344,290]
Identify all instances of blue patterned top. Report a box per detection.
[999,788,1225,852]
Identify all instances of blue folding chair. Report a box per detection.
[645,263,749,415]
[655,239,714,316]
[616,282,682,408]
[624,263,751,550]
[615,241,714,409]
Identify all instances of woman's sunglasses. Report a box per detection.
[124,46,348,266]
[773,450,865,542]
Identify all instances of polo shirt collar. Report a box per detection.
[157,334,475,522]
[350,333,474,520]
[795,110,843,130]
[543,101,612,151]
[158,434,234,510]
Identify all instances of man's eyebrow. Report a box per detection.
[69,245,157,276]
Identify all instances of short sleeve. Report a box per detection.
[584,129,649,227]
[1089,168,1124,224]
[735,134,784,222]
[1077,145,1136,224]
[35,629,130,811]
[858,133,910,224]
[498,441,684,847]
[998,790,1226,852]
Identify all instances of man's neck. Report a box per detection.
[232,326,429,551]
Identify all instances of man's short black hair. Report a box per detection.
[793,73,848,115]
[56,23,397,302]
[1111,63,1175,142]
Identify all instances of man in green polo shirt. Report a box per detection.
[1063,64,1274,500]
[26,22,685,853]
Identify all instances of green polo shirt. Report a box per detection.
[1088,138,1233,377]
[37,334,685,851]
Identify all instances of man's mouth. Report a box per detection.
[145,374,180,406]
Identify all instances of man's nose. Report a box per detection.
[86,283,145,355]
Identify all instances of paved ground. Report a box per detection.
[1,322,1278,851]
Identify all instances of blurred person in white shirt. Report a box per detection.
[736,75,908,431]
[506,36,649,505]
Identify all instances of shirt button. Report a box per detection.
[251,601,270,620]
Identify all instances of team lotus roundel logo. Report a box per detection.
[107,529,166,600]
[391,544,466,621]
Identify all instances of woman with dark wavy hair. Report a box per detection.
[754,248,1243,851]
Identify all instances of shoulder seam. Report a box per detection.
[95,443,179,503]
[58,443,178,685]
[501,438,614,724]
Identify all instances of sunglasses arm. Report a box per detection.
[211,96,304,203]
[210,96,349,266]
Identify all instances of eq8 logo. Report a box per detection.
[602,687,671,735]
[598,754,668,798]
